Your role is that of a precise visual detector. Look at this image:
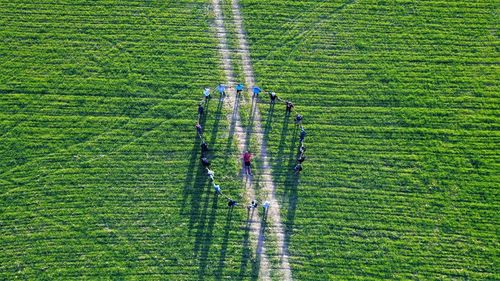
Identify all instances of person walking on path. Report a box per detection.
[252,86,262,99]
[236,83,244,96]
[203,88,211,101]
[285,101,294,114]
[217,83,227,100]
[247,200,258,211]
[243,151,253,176]
[262,201,270,217]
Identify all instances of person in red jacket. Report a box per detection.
[243,151,253,176]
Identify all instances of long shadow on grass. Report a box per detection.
[215,207,234,280]
[273,113,291,181]
[223,94,242,174]
[196,191,219,280]
[237,208,260,280]
[181,100,208,214]
[281,124,300,262]
[263,103,275,145]
[180,98,225,278]
[244,97,258,150]
[251,211,268,281]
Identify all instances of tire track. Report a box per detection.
[213,0,293,280]
[211,0,271,280]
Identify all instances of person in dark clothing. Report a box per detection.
[285,101,294,114]
[247,200,258,211]
[198,104,204,117]
[297,155,306,164]
[299,127,306,143]
[201,157,210,167]
[294,163,303,175]
[228,199,237,208]
[252,200,258,208]
[299,144,306,155]
[195,123,203,136]
[295,114,303,125]
[269,92,277,105]
[200,141,208,156]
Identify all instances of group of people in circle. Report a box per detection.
[194,83,308,210]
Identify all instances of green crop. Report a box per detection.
[0,0,262,279]
[240,0,499,280]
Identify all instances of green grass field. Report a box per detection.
[241,0,499,279]
[1,0,499,280]
[0,0,259,279]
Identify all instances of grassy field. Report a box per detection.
[0,0,264,279]
[239,0,499,280]
[1,0,498,280]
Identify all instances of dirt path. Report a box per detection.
[230,0,293,280]
[211,0,293,280]
[211,0,271,280]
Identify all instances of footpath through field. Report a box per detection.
[211,0,292,280]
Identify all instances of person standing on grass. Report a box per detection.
[214,184,221,195]
[207,168,215,181]
[201,157,210,167]
[217,83,226,100]
[228,199,237,208]
[195,123,203,136]
[243,151,253,176]
[285,101,294,114]
[299,144,306,155]
[198,103,204,117]
[295,113,303,125]
[294,163,303,175]
[236,83,244,96]
[252,86,262,99]
[299,127,306,143]
[269,92,277,105]
[203,88,211,101]
[201,141,208,157]
[297,155,306,164]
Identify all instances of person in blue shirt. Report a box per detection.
[203,88,211,101]
[236,83,244,95]
[252,86,262,98]
[217,84,226,100]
